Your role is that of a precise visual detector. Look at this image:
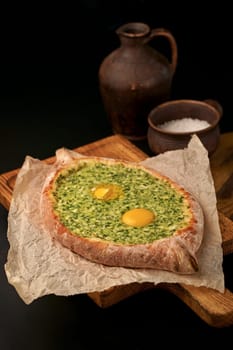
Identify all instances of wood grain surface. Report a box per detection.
[1,133,233,327]
[210,132,233,220]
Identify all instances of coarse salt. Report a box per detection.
[157,118,211,132]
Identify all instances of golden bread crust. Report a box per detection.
[41,157,204,274]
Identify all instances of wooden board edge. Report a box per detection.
[88,282,233,328]
[88,282,153,308]
[166,284,233,328]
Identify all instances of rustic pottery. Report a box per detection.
[98,22,178,140]
[147,99,223,155]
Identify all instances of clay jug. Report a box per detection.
[98,22,178,140]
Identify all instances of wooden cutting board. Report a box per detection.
[1,133,233,328]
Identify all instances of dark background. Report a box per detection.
[1,1,233,348]
[0,1,231,171]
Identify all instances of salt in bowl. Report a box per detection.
[147,99,223,156]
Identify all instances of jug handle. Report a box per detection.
[145,28,178,75]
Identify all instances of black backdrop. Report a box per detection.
[0,1,231,131]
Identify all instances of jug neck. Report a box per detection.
[116,22,150,47]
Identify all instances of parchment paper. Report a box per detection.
[4,135,224,304]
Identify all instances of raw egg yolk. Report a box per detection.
[122,208,155,227]
[91,184,123,200]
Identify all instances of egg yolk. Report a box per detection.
[91,184,123,200]
[122,208,155,227]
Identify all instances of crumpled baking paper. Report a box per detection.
[4,135,224,304]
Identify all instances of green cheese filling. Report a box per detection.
[52,161,191,245]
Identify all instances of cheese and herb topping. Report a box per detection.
[51,161,192,245]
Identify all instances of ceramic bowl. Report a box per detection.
[147,99,223,156]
